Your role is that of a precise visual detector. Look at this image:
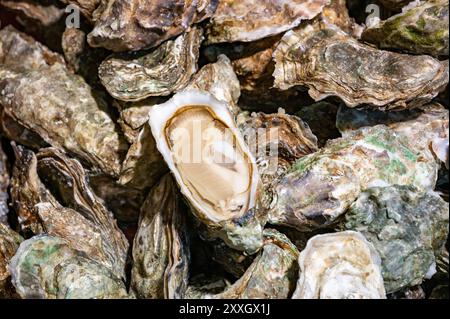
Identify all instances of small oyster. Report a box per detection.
[88,0,218,51]
[0,223,22,298]
[148,90,263,254]
[292,231,386,299]
[98,28,203,102]
[0,144,9,225]
[362,0,449,57]
[273,20,449,109]
[130,174,189,299]
[62,27,86,73]
[343,185,449,293]
[0,26,128,177]
[9,235,128,299]
[205,0,329,44]
[189,229,299,299]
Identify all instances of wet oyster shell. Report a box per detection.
[292,231,386,299]
[0,223,22,298]
[0,144,9,225]
[0,26,127,177]
[205,0,329,44]
[148,90,263,254]
[343,185,449,293]
[87,0,218,52]
[98,28,203,102]
[273,20,449,109]
[362,0,449,57]
[130,174,189,299]
[9,235,128,299]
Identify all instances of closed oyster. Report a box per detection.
[88,0,218,52]
[188,229,299,299]
[205,0,329,44]
[98,28,203,102]
[9,235,128,299]
[0,26,127,177]
[0,144,9,225]
[292,231,386,299]
[361,0,449,57]
[343,185,449,293]
[273,20,449,109]
[0,223,22,298]
[130,174,189,299]
[148,90,263,254]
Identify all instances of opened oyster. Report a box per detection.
[362,0,449,57]
[292,231,386,299]
[205,0,329,44]
[148,90,263,253]
[130,174,189,299]
[88,0,218,51]
[98,28,203,102]
[273,20,449,109]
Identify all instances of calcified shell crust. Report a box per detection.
[206,0,329,44]
[293,231,386,299]
[273,20,449,109]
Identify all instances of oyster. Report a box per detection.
[292,231,386,299]
[0,144,9,225]
[62,27,87,73]
[205,0,329,44]
[0,223,22,298]
[9,235,128,299]
[130,174,189,299]
[98,28,203,102]
[273,20,449,109]
[361,0,449,57]
[58,0,102,21]
[148,90,263,254]
[322,0,363,37]
[0,26,128,177]
[343,185,449,293]
[87,0,218,52]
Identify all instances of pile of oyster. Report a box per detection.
[0,0,448,299]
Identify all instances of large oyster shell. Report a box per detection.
[205,0,329,44]
[88,0,218,51]
[343,185,449,293]
[148,90,263,254]
[9,235,128,299]
[273,20,449,109]
[130,174,189,299]
[292,231,386,299]
[361,0,449,57]
[98,28,203,102]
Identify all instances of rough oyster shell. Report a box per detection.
[292,231,386,299]
[58,0,102,21]
[9,235,128,299]
[0,26,127,177]
[361,0,449,57]
[87,0,218,52]
[148,90,263,254]
[322,0,363,37]
[0,144,9,225]
[98,28,203,102]
[205,0,329,44]
[130,174,189,299]
[0,223,22,298]
[273,20,449,109]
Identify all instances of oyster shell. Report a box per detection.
[205,0,329,44]
[58,0,102,21]
[87,0,218,52]
[292,231,386,299]
[322,0,363,37]
[343,185,449,293]
[9,235,128,299]
[362,0,449,57]
[0,26,127,177]
[98,28,203,102]
[0,144,9,225]
[148,90,263,254]
[130,174,189,299]
[0,223,22,298]
[62,27,86,73]
[273,20,449,109]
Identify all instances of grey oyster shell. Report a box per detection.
[98,28,203,102]
[130,174,189,299]
[9,235,128,299]
[292,231,386,299]
[273,20,449,110]
[342,185,449,293]
[87,0,218,52]
[361,0,449,57]
[205,0,329,44]
[0,223,23,298]
[0,26,127,177]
